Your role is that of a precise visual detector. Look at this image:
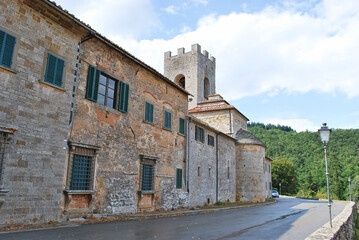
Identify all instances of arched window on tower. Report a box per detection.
[204,77,210,100]
[175,74,185,89]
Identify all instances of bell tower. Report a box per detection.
[164,44,216,109]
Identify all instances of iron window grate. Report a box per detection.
[142,164,154,191]
[69,147,95,191]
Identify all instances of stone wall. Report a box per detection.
[66,37,189,215]
[264,158,272,198]
[235,144,266,202]
[305,201,357,240]
[187,120,217,206]
[217,134,236,203]
[191,110,230,134]
[0,0,84,225]
[230,110,248,135]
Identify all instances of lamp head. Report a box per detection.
[318,123,331,145]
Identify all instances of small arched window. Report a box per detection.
[175,74,185,89]
[204,77,210,99]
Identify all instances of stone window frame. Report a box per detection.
[195,125,205,143]
[0,26,20,73]
[208,134,215,146]
[40,50,67,91]
[0,132,8,188]
[65,142,100,194]
[139,155,157,194]
[0,127,16,196]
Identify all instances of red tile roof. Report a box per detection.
[189,99,249,121]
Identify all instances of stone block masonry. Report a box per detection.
[0,0,85,225]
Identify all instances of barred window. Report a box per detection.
[140,156,156,191]
[0,132,8,184]
[68,146,96,191]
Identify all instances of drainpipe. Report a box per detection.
[186,117,191,193]
[216,132,219,203]
[229,109,232,136]
[68,34,94,131]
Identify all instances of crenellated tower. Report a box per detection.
[164,44,216,109]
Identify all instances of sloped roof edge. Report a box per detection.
[39,0,190,96]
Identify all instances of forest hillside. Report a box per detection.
[247,123,359,200]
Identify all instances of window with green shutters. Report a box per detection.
[179,117,185,135]
[0,30,16,69]
[45,53,65,87]
[195,125,205,143]
[176,168,182,189]
[145,101,154,123]
[164,110,172,130]
[86,65,129,113]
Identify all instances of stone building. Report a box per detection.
[0,0,271,226]
[164,45,271,203]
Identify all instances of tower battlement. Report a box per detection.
[164,44,216,63]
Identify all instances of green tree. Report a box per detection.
[272,158,298,194]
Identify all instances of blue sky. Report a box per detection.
[55,0,359,131]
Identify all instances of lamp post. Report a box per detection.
[318,123,332,228]
[279,183,281,195]
[348,177,351,202]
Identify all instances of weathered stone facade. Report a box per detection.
[0,0,271,227]
[235,130,267,202]
[65,37,189,215]
[264,157,272,198]
[0,0,85,225]
[165,45,270,204]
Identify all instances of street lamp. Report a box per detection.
[279,183,282,195]
[318,123,332,228]
[348,177,351,202]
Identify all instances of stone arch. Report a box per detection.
[204,77,210,99]
[175,74,185,89]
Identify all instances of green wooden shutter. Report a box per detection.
[179,118,185,135]
[145,102,153,123]
[0,31,4,57]
[45,54,65,87]
[0,31,16,68]
[54,58,64,87]
[150,104,154,122]
[45,54,57,85]
[164,110,171,129]
[86,65,100,101]
[118,81,129,113]
[176,169,182,189]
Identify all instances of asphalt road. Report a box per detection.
[0,196,347,240]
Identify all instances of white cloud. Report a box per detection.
[55,0,359,101]
[163,5,178,15]
[54,0,161,40]
[115,0,359,101]
[262,118,318,132]
[191,0,208,6]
